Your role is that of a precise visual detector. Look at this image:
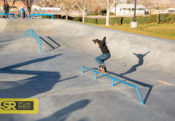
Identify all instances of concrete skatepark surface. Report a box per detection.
[0,19,175,121]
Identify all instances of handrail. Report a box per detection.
[81,66,144,105]
[30,14,54,20]
[0,13,15,19]
[25,29,42,53]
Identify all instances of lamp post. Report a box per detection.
[133,0,137,21]
[131,0,138,28]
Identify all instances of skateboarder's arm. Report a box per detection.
[102,37,106,42]
[97,37,106,46]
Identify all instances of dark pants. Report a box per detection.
[21,12,25,18]
[5,11,9,18]
[95,53,110,65]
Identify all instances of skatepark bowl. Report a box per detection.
[0,18,175,121]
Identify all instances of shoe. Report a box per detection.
[99,65,107,74]
[103,66,107,74]
[99,65,103,73]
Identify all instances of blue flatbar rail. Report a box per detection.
[25,29,42,53]
[31,14,54,20]
[0,13,15,19]
[81,66,144,105]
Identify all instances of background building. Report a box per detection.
[111,4,147,16]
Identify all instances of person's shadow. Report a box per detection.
[120,51,150,75]
[0,54,79,98]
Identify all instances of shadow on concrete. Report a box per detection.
[39,36,60,50]
[40,36,55,49]
[0,39,15,43]
[37,99,91,121]
[120,51,150,75]
[0,54,78,98]
[91,67,152,104]
[78,118,89,121]
[1,54,62,70]
[107,71,153,104]
[47,36,61,47]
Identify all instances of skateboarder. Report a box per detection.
[93,37,110,74]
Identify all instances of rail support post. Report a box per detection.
[94,72,97,80]
[112,79,115,87]
[81,66,84,74]
[136,87,144,105]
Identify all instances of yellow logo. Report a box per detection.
[0,98,38,114]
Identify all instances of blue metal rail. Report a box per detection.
[30,14,54,20]
[81,66,144,105]
[0,13,15,19]
[25,29,42,53]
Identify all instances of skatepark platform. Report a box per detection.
[0,19,175,121]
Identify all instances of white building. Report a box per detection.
[151,8,175,14]
[167,8,175,13]
[32,5,61,11]
[111,4,147,16]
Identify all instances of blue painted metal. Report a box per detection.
[30,14,54,20]
[0,13,15,19]
[94,72,97,80]
[25,29,42,53]
[136,87,144,105]
[112,79,114,86]
[81,66,144,105]
[81,66,84,74]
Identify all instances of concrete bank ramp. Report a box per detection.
[0,19,57,32]
[0,37,53,53]
[0,19,6,32]
[51,20,175,75]
[1,19,175,75]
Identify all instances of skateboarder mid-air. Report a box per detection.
[93,37,110,74]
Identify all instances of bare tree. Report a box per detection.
[48,0,60,7]
[36,0,50,7]
[98,0,119,26]
[12,0,34,17]
[3,0,6,4]
[89,0,102,14]
[138,0,160,14]
[2,0,8,5]
[58,0,75,20]
[74,0,90,23]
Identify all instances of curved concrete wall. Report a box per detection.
[1,19,175,74]
[2,19,57,32]
[51,20,175,74]
[0,19,6,32]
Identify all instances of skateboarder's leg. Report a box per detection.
[95,53,110,64]
[95,54,109,73]
[95,53,110,73]
[95,55,104,65]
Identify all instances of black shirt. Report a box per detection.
[4,4,9,11]
[96,37,110,54]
